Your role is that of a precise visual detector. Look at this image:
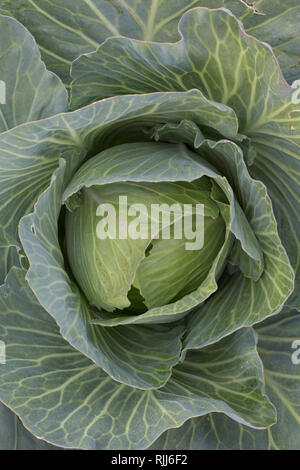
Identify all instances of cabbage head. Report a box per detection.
[0,0,299,451]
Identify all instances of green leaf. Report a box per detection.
[256,309,300,449]
[0,14,68,249]
[68,6,299,145]
[149,413,269,450]
[0,269,276,449]
[183,138,294,351]
[0,246,20,285]
[3,1,299,85]
[232,0,300,84]
[0,239,57,450]
[0,15,67,132]
[62,142,222,202]
[132,214,225,309]
[152,309,300,450]
[191,0,300,84]
[0,0,216,84]
[0,402,59,450]
[250,139,300,311]
[69,6,291,123]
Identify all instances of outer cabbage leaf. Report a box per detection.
[0,219,56,450]
[0,246,20,285]
[151,309,300,450]
[0,402,59,450]
[0,14,68,447]
[0,267,276,449]
[0,13,68,248]
[1,1,299,84]
[0,0,216,84]
[0,15,67,132]
[232,0,300,84]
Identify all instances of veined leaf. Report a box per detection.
[0,246,20,285]
[0,0,214,84]
[0,268,276,449]
[0,15,67,132]
[152,309,300,450]
[0,402,59,450]
[2,1,299,84]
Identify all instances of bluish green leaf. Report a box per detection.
[256,309,300,448]
[69,6,291,125]
[0,15,67,132]
[233,0,300,84]
[0,0,215,84]
[0,269,276,449]
[150,413,268,450]
[0,246,20,285]
[152,309,300,450]
[0,402,59,450]
[183,138,294,351]
[2,1,299,84]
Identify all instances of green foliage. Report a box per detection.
[0,0,299,450]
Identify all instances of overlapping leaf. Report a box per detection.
[63,142,222,312]
[70,6,292,119]
[0,1,298,451]
[182,139,294,351]
[0,246,20,285]
[151,309,300,450]
[0,0,213,84]
[2,1,299,84]
[0,15,67,132]
[0,268,276,449]
[63,140,231,324]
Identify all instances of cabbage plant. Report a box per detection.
[0,0,299,450]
